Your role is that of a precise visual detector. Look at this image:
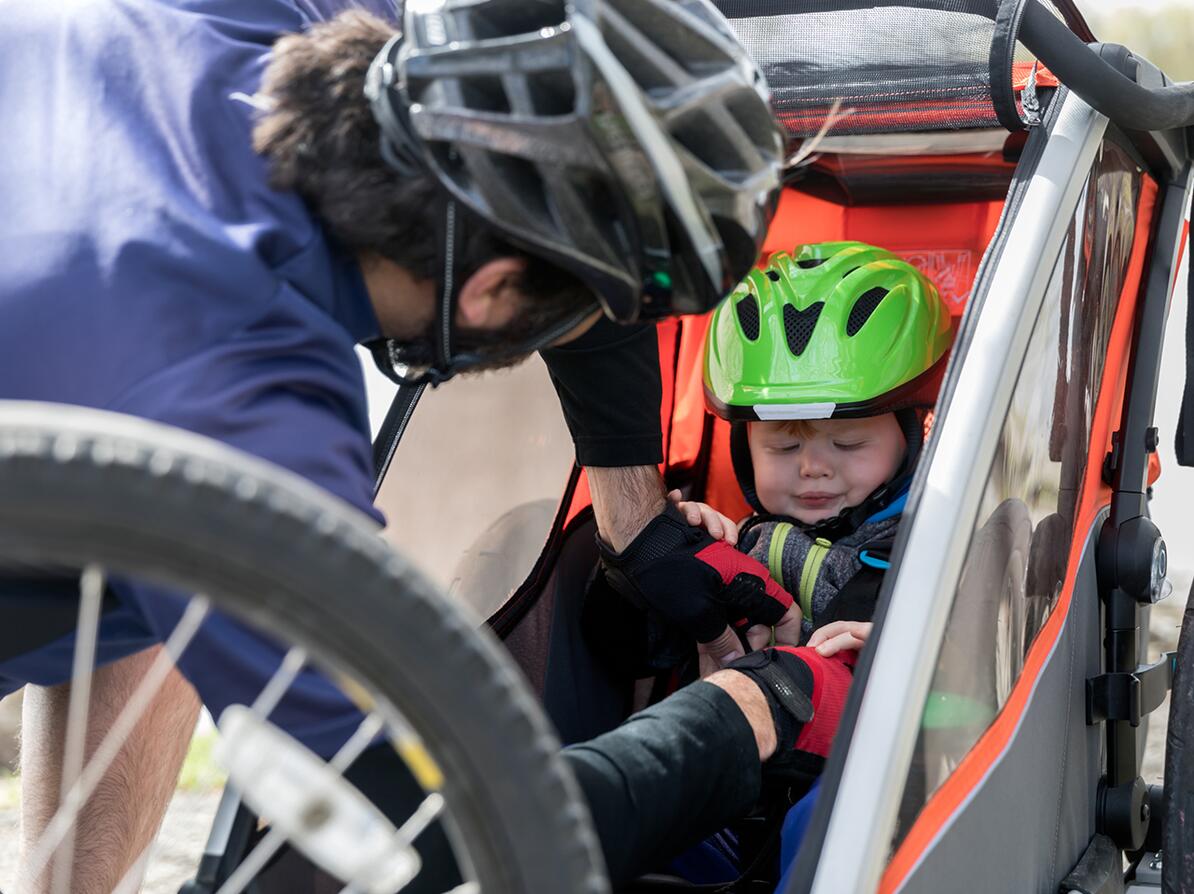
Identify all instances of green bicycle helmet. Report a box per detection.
[705,241,953,420]
[704,241,954,523]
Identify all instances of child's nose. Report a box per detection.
[799,448,832,477]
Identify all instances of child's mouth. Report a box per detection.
[795,493,839,508]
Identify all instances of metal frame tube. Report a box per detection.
[807,90,1108,894]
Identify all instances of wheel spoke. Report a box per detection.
[250,646,307,720]
[214,712,386,894]
[395,792,445,848]
[22,596,210,883]
[49,564,105,894]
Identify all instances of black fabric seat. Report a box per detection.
[500,514,633,745]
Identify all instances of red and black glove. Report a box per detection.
[727,646,855,782]
[598,503,796,647]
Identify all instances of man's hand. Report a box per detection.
[717,646,855,773]
[663,490,769,674]
[600,504,803,671]
[697,605,804,677]
[808,621,873,657]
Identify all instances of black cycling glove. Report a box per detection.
[598,503,797,645]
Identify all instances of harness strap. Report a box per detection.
[767,522,793,588]
[798,537,832,622]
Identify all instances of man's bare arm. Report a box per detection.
[587,464,666,552]
[706,669,778,760]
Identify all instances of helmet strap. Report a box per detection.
[365,197,598,387]
[363,198,467,388]
[429,198,464,383]
[364,33,427,178]
[730,422,766,514]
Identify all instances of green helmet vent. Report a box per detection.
[783,303,823,356]
[736,295,761,340]
[846,287,890,337]
[703,241,955,421]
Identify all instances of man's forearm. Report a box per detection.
[562,676,768,884]
[705,669,777,760]
[587,464,666,552]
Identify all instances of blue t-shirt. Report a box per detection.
[0,0,400,754]
[0,0,396,521]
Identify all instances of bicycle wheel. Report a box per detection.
[1164,578,1194,894]
[0,401,607,894]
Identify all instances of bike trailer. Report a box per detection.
[375,1,1194,891]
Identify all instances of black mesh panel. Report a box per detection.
[712,0,1079,137]
[784,303,824,356]
[846,287,889,336]
[736,295,761,340]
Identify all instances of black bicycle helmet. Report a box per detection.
[371,0,784,331]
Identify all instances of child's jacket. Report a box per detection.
[738,489,907,640]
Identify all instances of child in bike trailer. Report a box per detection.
[667,241,954,885]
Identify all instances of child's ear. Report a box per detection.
[456,257,526,330]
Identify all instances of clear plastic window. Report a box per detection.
[374,357,575,621]
[892,141,1143,845]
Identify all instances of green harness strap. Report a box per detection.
[767,525,833,622]
[767,522,793,595]
[798,536,832,621]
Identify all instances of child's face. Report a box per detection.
[747,414,907,524]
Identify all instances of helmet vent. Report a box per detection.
[783,303,823,356]
[796,258,826,269]
[527,75,576,117]
[468,0,567,41]
[847,287,890,336]
[735,295,760,340]
[458,77,511,114]
[766,269,781,282]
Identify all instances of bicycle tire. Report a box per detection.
[1163,578,1194,894]
[0,401,607,894]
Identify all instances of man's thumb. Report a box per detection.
[698,625,744,666]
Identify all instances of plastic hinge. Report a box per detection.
[1086,652,1176,726]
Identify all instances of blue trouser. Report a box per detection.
[776,781,821,891]
[670,781,821,889]
[0,577,365,757]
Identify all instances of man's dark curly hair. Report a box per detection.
[253,10,592,354]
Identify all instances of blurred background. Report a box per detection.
[1085,0,1194,81]
[1079,0,1194,589]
